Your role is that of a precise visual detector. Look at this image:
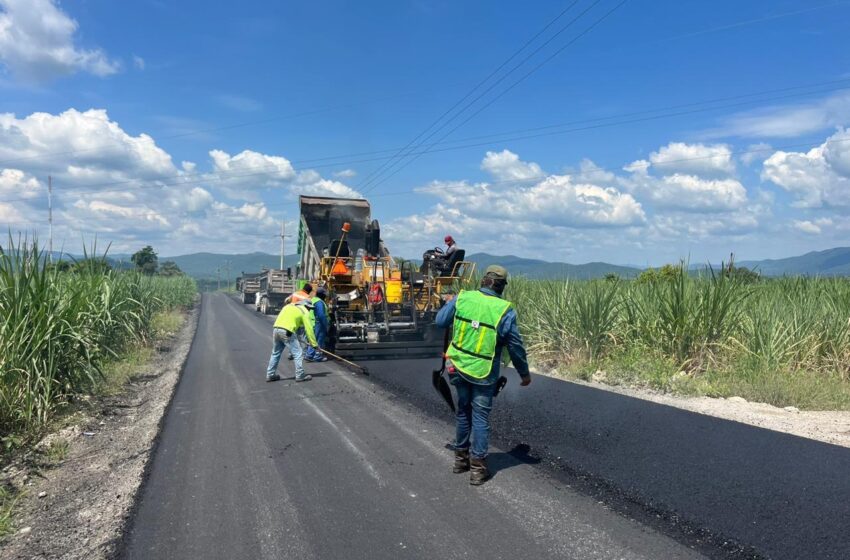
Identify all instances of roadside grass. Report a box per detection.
[0,237,196,450]
[0,484,18,540]
[507,269,850,411]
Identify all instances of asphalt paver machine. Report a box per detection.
[296,195,475,359]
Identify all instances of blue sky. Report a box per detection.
[1,0,849,265]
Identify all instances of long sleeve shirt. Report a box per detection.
[435,288,530,385]
[313,299,329,334]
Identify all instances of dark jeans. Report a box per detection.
[451,374,495,459]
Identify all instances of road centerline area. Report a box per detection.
[120,293,706,559]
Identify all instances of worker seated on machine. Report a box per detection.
[421,235,462,277]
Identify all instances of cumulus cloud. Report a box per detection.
[132,55,145,70]
[0,107,363,253]
[793,219,831,235]
[623,142,748,213]
[761,128,850,208]
[480,149,544,183]
[638,142,736,176]
[0,0,120,82]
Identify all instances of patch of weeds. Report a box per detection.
[98,347,155,396]
[0,484,20,540]
[44,438,69,464]
[150,310,184,340]
[705,367,850,411]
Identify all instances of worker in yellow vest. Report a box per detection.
[267,300,319,383]
[436,265,531,485]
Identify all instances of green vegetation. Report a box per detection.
[0,239,196,447]
[506,266,850,410]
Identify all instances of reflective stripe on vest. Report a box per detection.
[446,290,511,379]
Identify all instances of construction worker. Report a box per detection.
[267,300,319,383]
[286,283,313,305]
[305,287,329,362]
[444,235,458,258]
[435,265,531,485]
[285,283,313,361]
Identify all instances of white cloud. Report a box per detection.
[0,168,40,198]
[641,142,736,176]
[333,169,357,179]
[794,221,820,234]
[623,142,748,213]
[0,0,120,82]
[644,174,747,212]
[480,149,544,183]
[761,128,850,208]
[132,55,145,70]
[713,92,850,139]
[0,108,175,180]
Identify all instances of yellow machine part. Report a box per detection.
[385,279,403,304]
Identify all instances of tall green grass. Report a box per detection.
[504,266,850,409]
[0,239,196,443]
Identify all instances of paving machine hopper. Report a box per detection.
[296,195,475,359]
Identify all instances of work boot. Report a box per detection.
[453,448,470,473]
[295,374,313,383]
[266,374,281,382]
[469,458,490,486]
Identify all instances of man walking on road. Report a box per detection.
[305,287,329,362]
[436,265,531,485]
[267,301,319,383]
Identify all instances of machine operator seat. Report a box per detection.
[441,249,465,277]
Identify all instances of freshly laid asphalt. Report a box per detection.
[121,293,850,559]
[121,293,704,560]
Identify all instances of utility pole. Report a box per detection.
[216,267,221,291]
[48,175,53,262]
[224,260,231,289]
[278,221,292,271]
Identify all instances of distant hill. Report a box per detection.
[163,252,299,280]
[739,247,850,277]
[464,253,641,280]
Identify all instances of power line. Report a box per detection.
[359,0,610,192]
[361,0,630,195]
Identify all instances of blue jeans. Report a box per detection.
[305,328,327,360]
[267,328,307,379]
[451,374,495,459]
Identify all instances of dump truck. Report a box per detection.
[235,272,262,304]
[254,268,297,315]
[296,195,475,359]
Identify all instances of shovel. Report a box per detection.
[432,329,455,412]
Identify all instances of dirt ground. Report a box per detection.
[563,375,850,449]
[0,303,199,560]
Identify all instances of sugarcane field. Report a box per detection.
[2,2,850,559]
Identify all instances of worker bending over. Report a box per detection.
[305,287,329,362]
[267,300,318,383]
[436,265,531,485]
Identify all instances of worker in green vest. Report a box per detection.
[436,265,531,485]
[266,301,319,383]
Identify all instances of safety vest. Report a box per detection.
[290,290,310,303]
[274,304,318,345]
[446,290,512,379]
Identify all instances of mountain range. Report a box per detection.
[164,248,850,280]
[48,247,850,279]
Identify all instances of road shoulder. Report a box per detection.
[0,302,200,560]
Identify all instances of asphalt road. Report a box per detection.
[121,293,707,560]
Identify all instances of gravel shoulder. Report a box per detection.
[547,373,850,449]
[0,302,200,560]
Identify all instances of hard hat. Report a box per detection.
[316,286,328,299]
[444,235,454,244]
